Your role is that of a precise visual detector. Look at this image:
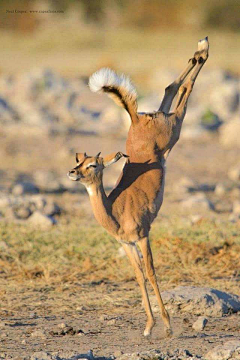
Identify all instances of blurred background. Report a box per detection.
[0,0,239,233]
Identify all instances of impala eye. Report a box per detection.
[88,164,97,168]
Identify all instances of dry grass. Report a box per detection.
[0,218,239,296]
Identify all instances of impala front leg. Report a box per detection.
[138,237,172,337]
[121,242,155,337]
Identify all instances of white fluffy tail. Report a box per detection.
[89,68,138,123]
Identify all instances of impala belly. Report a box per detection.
[111,165,165,242]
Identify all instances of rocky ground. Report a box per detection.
[0,282,240,360]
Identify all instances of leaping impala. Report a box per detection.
[68,37,209,337]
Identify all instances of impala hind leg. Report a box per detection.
[174,38,209,118]
[138,237,172,337]
[159,36,209,114]
[121,242,155,336]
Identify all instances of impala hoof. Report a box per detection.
[198,36,209,52]
[144,328,151,337]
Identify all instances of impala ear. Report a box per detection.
[76,152,87,164]
[103,152,129,167]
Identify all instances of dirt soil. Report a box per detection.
[1,280,240,359]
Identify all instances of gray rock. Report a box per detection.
[114,350,124,358]
[215,183,227,196]
[219,118,240,149]
[190,214,203,224]
[12,181,39,195]
[117,348,199,360]
[31,329,46,339]
[43,201,61,216]
[180,193,214,211]
[28,211,56,229]
[12,205,32,219]
[57,322,68,329]
[156,286,240,316]
[117,349,164,360]
[30,195,47,210]
[116,246,126,258]
[192,316,208,331]
[30,351,52,360]
[205,340,240,360]
[181,125,206,140]
[33,171,62,192]
[228,165,240,182]
[0,353,7,360]
[0,195,11,208]
[174,177,196,195]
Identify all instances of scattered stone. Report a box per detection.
[181,193,214,211]
[174,177,196,194]
[34,171,62,192]
[153,286,240,317]
[181,125,206,140]
[117,246,126,258]
[28,211,56,229]
[228,165,240,182]
[58,322,68,329]
[190,214,203,224]
[12,182,39,195]
[30,195,47,210]
[117,348,198,360]
[205,340,240,360]
[0,321,6,328]
[0,195,11,208]
[114,350,124,357]
[43,201,61,216]
[117,349,163,360]
[99,314,108,321]
[192,316,208,331]
[219,118,240,149]
[30,351,52,360]
[215,183,227,196]
[49,324,83,336]
[233,200,240,215]
[107,318,116,325]
[12,204,32,219]
[31,329,46,338]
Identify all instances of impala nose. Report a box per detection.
[67,170,76,177]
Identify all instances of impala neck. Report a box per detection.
[86,182,119,235]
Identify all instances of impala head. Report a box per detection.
[67,151,128,186]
